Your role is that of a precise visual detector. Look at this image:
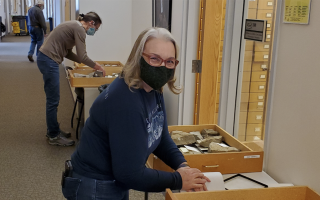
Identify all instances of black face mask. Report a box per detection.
[140,57,174,91]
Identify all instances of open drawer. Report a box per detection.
[165,186,320,200]
[146,124,264,174]
[68,66,122,87]
[74,61,123,69]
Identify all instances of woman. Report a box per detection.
[37,12,105,146]
[62,27,209,199]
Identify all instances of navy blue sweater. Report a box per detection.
[71,77,186,192]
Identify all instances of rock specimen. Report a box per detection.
[170,131,183,136]
[190,131,203,140]
[201,129,219,138]
[208,142,240,153]
[171,132,196,146]
[199,136,223,147]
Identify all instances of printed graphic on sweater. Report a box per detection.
[147,109,164,148]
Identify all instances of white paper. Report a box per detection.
[267,24,271,28]
[258,95,264,100]
[259,85,265,90]
[268,183,294,187]
[184,145,200,153]
[256,115,262,120]
[260,75,266,79]
[261,64,267,69]
[255,127,261,132]
[266,13,272,18]
[258,102,264,106]
[264,55,269,59]
[267,34,271,39]
[181,172,225,192]
[268,2,273,6]
[264,45,270,49]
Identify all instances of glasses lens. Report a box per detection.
[166,59,176,69]
[149,56,162,65]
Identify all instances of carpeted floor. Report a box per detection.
[0,35,164,200]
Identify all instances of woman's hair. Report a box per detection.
[122,27,181,94]
[77,12,102,25]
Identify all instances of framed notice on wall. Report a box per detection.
[283,0,311,24]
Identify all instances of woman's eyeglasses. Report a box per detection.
[142,53,179,69]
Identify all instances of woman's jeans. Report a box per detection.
[62,172,129,200]
[37,52,60,138]
[28,26,44,56]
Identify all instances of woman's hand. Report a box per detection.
[93,62,106,76]
[177,167,210,192]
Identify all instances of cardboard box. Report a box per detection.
[68,66,122,87]
[146,125,264,174]
[165,186,320,200]
[74,61,123,69]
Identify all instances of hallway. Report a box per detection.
[0,35,164,200]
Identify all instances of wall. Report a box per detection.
[0,0,6,36]
[131,0,152,47]
[79,0,132,64]
[265,0,320,193]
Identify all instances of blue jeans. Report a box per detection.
[62,172,129,200]
[28,26,44,56]
[37,52,60,138]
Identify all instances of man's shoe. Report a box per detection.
[60,130,71,138]
[28,55,34,62]
[48,135,75,146]
[46,130,71,138]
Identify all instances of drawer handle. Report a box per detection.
[203,165,219,168]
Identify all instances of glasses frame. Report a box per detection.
[142,53,179,69]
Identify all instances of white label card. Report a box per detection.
[255,128,261,132]
[244,155,260,159]
[258,102,264,106]
[266,13,272,18]
[268,2,273,6]
[267,35,271,39]
[264,45,270,49]
[260,75,266,79]
[258,96,264,100]
[267,24,271,28]
[264,55,269,59]
[256,115,262,120]
[261,64,267,69]
[259,85,265,89]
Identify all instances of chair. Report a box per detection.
[71,88,84,140]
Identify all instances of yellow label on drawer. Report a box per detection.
[259,86,265,89]
[258,102,264,106]
[255,127,261,132]
[266,13,272,18]
[256,115,262,120]
[268,2,273,6]
[258,95,264,100]
[264,45,270,49]
[244,155,261,159]
[260,74,266,79]
[264,55,269,59]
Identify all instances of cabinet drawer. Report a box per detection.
[146,125,264,174]
[257,9,273,20]
[248,102,265,112]
[258,0,274,10]
[242,81,250,93]
[265,31,272,42]
[251,71,268,82]
[245,40,254,51]
[243,71,251,82]
[243,62,252,72]
[248,112,264,123]
[249,0,257,9]
[250,82,266,93]
[254,42,270,52]
[219,62,222,71]
[239,111,248,124]
[248,8,257,19]
[240,102,249,112]
[241,93,249,102]
[245,51,253,62]
[249,93,265,102]
[254,52,269,62]
[247,123,263,135]
[252,62,268,71]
